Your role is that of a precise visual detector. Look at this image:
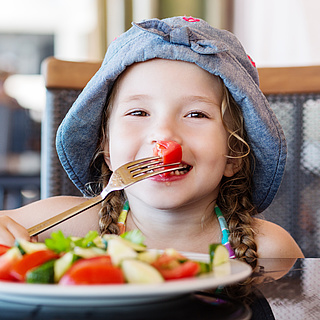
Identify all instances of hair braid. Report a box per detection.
[218,84,258,269]
[97,161,126,235]
[90,80,126,236]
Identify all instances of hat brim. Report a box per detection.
[56,17,286,213]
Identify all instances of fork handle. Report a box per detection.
[27,195,103,237]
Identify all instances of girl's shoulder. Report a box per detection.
[252,218,304,258]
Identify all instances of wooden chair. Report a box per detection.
[40,57,101,199]
[41,58,320,257]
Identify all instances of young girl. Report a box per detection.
[0,16,303,267]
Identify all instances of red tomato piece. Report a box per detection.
[59,256,125,285]
[0,244,10,256]
[0,247,22,281]
[152,253,200,280]
[153,141,182,165]
[10,249,59,282]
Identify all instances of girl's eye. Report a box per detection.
[185,111,209,118]
[126,110,150,117]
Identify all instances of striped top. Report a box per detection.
[117,201,236,259]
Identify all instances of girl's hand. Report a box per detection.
[0,216,31,246]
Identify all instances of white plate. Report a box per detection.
[0,253,251,307]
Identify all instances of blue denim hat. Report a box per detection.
[56,16,286,213]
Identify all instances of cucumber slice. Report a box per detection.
[73,247,107,259]
[107,238,137,266]
[137,250,159,264]
[120,238,146,252]
[121,259,164,284]
[198,261,211,274]
[102,235,146,252]
[15,239,47,255]
[213,262,231,276]
[93,236,105,249]
[26,260,56,284]
[54,252,77,282]
[209,244,229,268]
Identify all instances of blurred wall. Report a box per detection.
[233,0,320,67]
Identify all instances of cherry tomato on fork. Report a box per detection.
[153,141,182,164]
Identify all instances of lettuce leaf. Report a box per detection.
[120,229,146,247]
[45,230,99,253]
[45,230,73,253]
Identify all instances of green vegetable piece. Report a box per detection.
[209,243,229,270]
[45,230,73,253]
[120,230,146,247]
[14,239,26,255]
[54,252,78,282]
[26,260,56,284]
[15,239,47,255]
[197,261,211,274]
[73,230,99,248]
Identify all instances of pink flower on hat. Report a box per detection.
[247,55,256,68]
[183,16,200,22]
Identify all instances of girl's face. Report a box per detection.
[104,59,237,210]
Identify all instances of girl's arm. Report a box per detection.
[0,196,100,246]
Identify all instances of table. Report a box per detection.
[254,258,320,320]
[0,258,318,319]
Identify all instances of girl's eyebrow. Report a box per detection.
[180,95,222,107]
[119,94,150,103]
[119,94,221,107]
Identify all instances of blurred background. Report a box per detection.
[0,0,319,209]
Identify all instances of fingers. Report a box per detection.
[30,236,39,243]
[0,216,30,246]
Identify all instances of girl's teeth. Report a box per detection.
[169,169,188,176]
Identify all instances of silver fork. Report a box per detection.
[27,156,183,236]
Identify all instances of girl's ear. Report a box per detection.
[103,143,112,171]
[224,157,242,177]
[104,152,112,170]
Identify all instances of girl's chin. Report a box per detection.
[127,190,188,210]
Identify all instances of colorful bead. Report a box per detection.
[183,16,200,22]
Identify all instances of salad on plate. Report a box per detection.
[0,230,230,285]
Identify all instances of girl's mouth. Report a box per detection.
[150,163,192,181]
[167,164,192,176]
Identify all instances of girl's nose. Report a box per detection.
[149,118,182,145]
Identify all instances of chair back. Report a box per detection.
[41,59,320,257]
[259,66,320,257]
[41,57,101,199]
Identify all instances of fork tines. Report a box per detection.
[126,156,183,178]
[126,156,162,170]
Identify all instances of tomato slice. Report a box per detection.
[59,256,125,285]
[0,244,10,256]
[0,247,22,281]
[10,249,59,282]
[152,253,200,280]
[153,141,182,165]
